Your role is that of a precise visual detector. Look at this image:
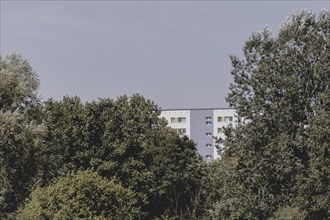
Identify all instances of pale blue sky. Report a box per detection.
[1,1,328,109]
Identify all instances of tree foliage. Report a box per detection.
[40,95,208,219]
[0,53,45,218]
[3,9,328,220]
[17,170,138,220]
[0,111,45,216]
[208,9,330,219]
[0,53,39,111]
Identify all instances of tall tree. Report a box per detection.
[209,10,329,219]
[0,53,45,218]
[0,53,39,111]
[42,94,208,219]
[41,96,88,180]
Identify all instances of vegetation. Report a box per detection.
[40,95,208,219]
[0,54,208,219]
[0,9,329,220]
[17,171,138,220]
[0,54,46,219]
[208,9,330,219]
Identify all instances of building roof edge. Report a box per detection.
[161,107,235,111]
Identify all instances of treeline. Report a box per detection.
[0,56,208,219]
[1,10,329,220]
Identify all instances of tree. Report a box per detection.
[143,128,209,219]
[0,53,39,111]
[40,96,88,182]
[94,95,208,219]
[209,9,330,219]
[0,53,45,218]
[0,111,45,217]
[41,94,208,219]
[17,170,138,220]
[298,99,330,218]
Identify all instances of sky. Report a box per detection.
[1,1,328,109]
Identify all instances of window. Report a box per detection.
[177,128,186,134]
[218,128,222,133]
[178,117,186,123]
[206,116,212,120]
[217,117,222,122]
[206,144,212,148]
[224,116,233,122]
[206,121,212,125]
[171,117,186,123]
[205,155,212,159]
[206,132,212,136]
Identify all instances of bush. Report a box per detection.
[17,170,138,220]
[267,206,306,220]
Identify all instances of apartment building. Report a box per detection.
[160,108,236,160]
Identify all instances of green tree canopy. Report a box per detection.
[0,53,45,218]
[17,170,138,220]
[41,94,208,219]
[0,53,39,111]
[209,9,330,219]
[0,111,45,217]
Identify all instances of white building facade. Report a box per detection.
[160,108,236,160]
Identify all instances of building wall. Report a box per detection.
[190,109,214,160]
[160,110,190,137]
[213,109,236,158]
[161,108,236,160]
